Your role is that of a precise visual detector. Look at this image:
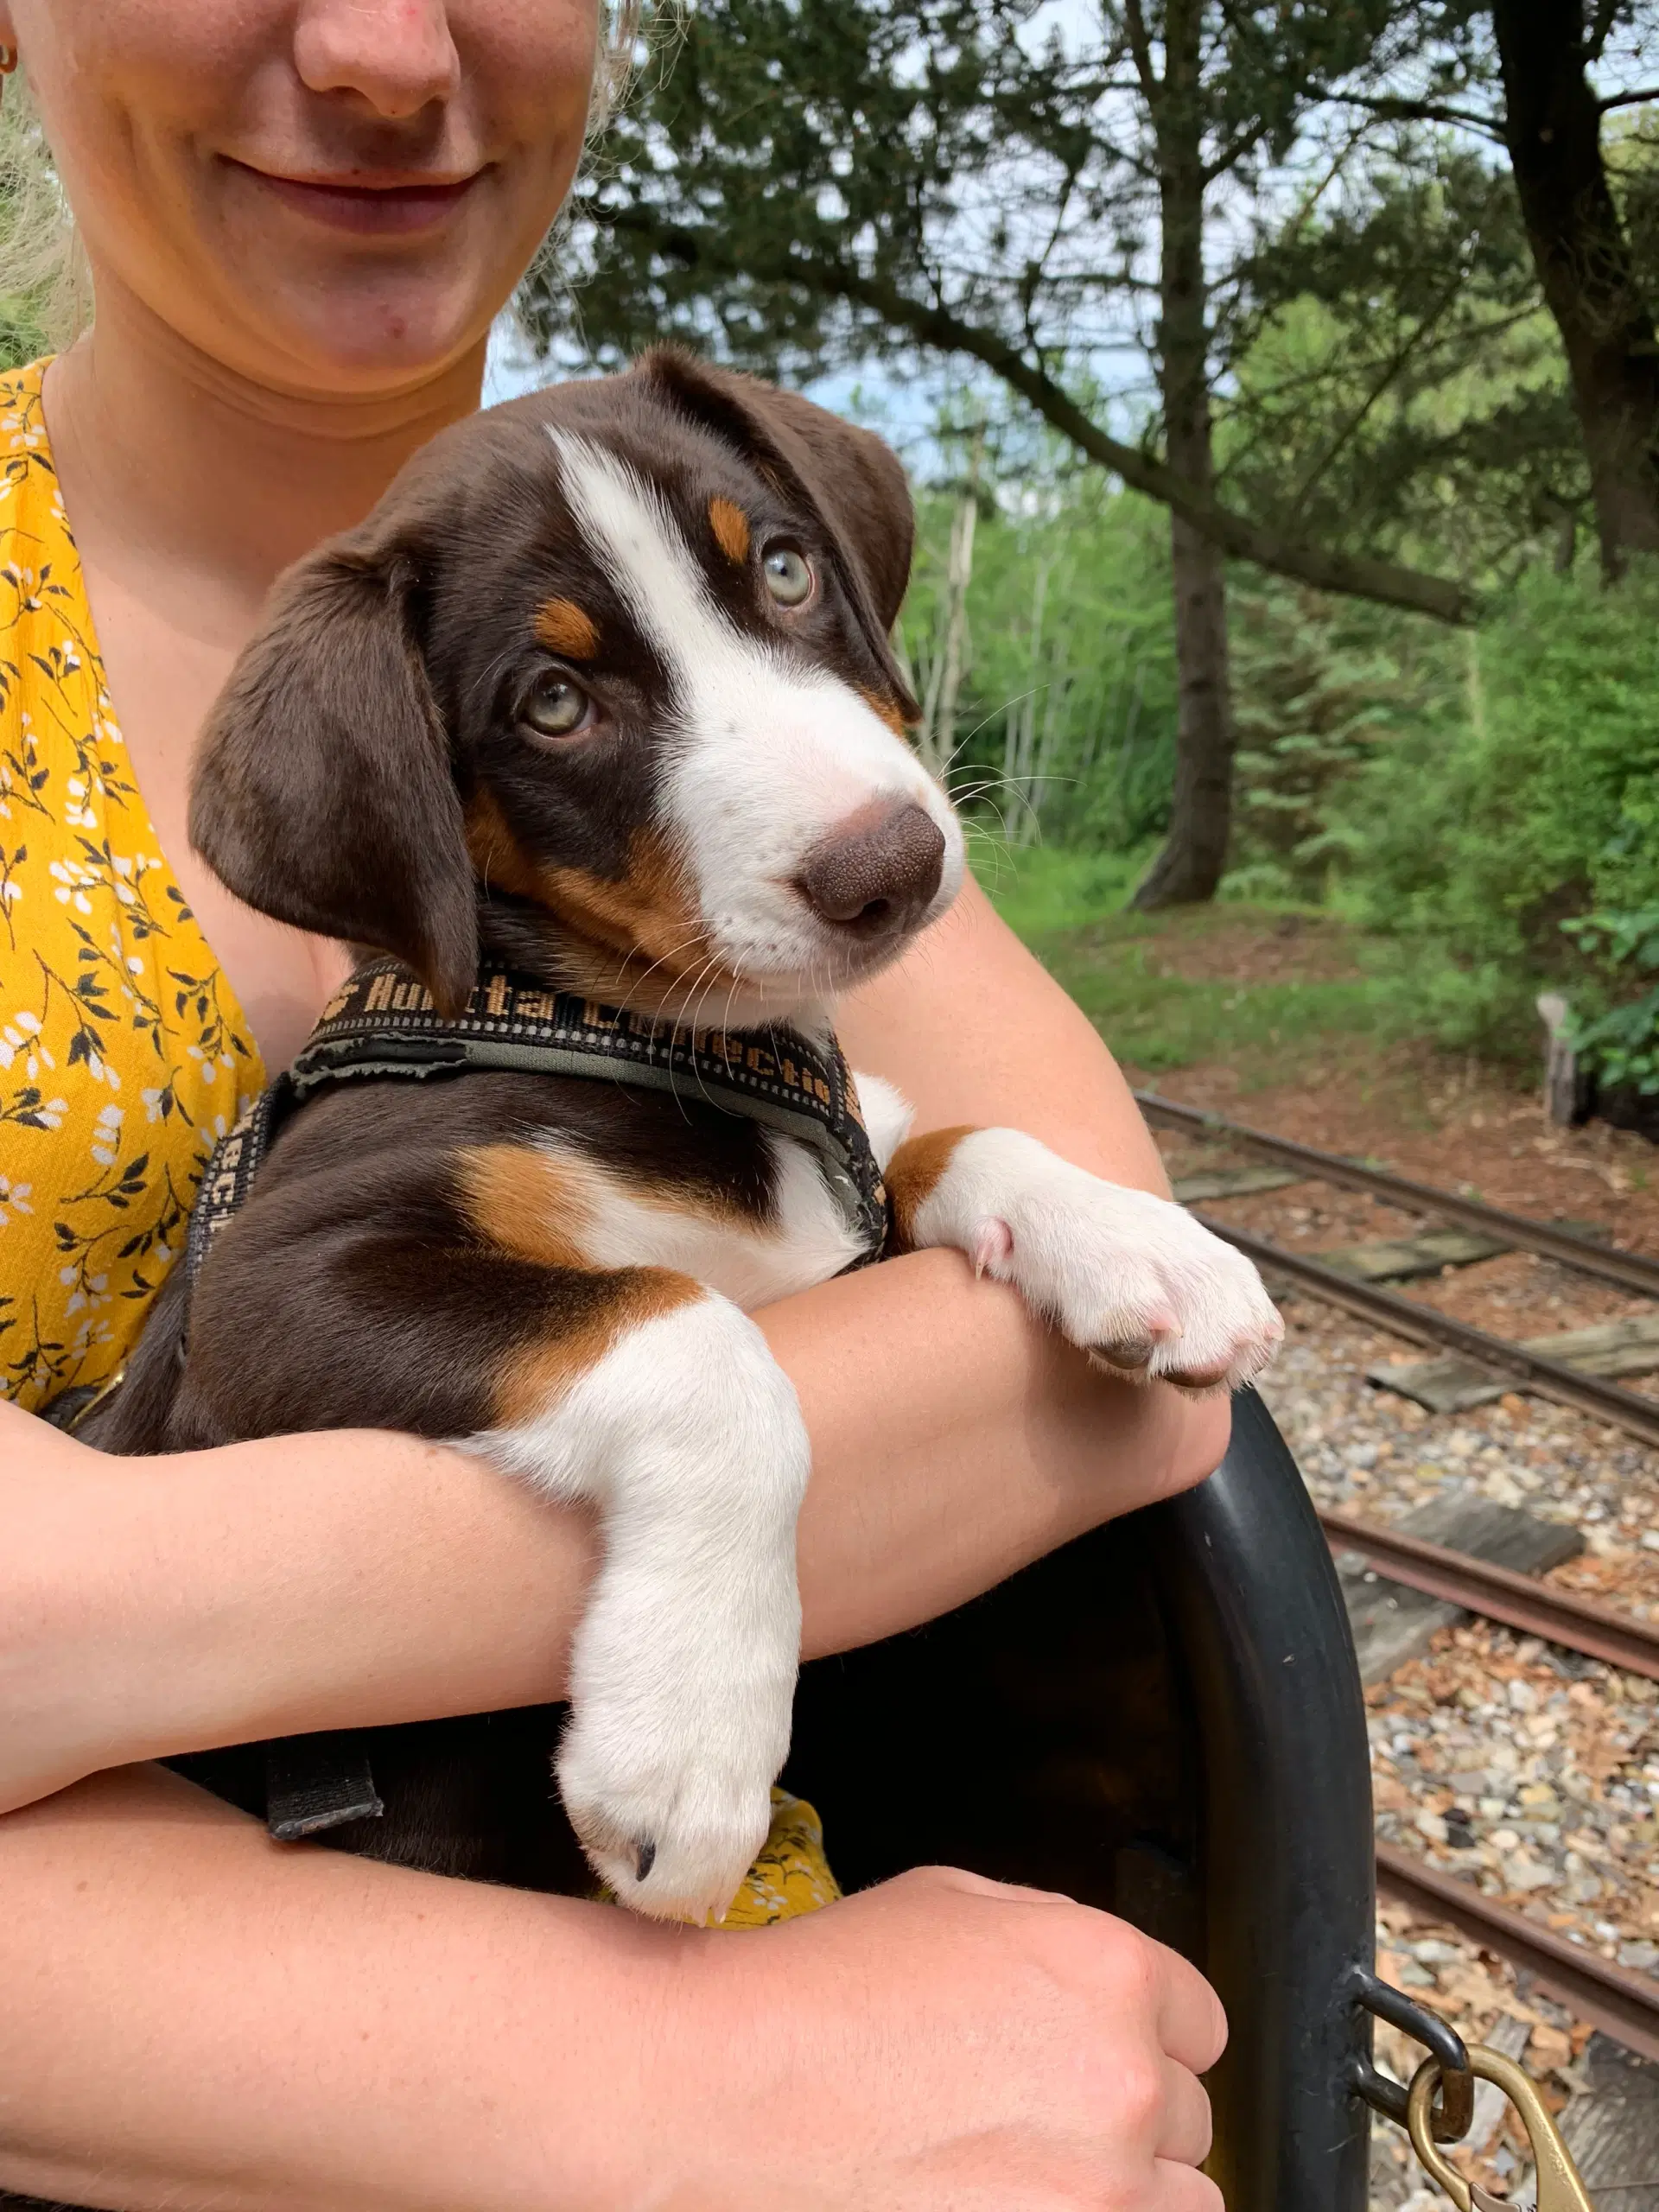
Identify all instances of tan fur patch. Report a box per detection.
[886,1126,976,1250]
[539,831,709,974]
[462,794,742,1014]
[861,689,912,739]
[462,1138,754,1258]
[458,1143,594,1269]
[535,597,601,658]
[709,497,751,565]
[465,789,547,904]
[493,1269,706,1425]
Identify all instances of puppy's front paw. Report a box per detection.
[558,1698,780,1924]
[910,1128,1283,1392]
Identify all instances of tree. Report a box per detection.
[1217,149,1588,582]
[1322,0,1659,575]
[522,0,1480,904]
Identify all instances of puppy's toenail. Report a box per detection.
[1166,1364,1229,1390]
[634,1838,658,1882]
[1098,1335,1155,1370]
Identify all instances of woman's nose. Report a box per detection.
[293,0,461,120]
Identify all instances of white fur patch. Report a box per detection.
[468,1293,809,1922]
[531,1128,866,1306]
[909,1128,1283,1390]
[852,1069,915,1173]
[547,429,965,1010]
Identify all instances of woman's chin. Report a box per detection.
[217,276,499,395]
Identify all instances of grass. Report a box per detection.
[973,839,1397,1083]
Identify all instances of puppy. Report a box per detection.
[91,351,1281,1921]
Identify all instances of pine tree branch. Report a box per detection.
[1599,86,1659,112]
[1324,89,1508,143]
[593,212,1474,622]
[826,264,1474,622]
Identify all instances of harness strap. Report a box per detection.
[187,957,888,1296]
[176,957,888,1846]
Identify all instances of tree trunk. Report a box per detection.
[918,436,982,778]
[1133,0,1235,909]
[1492,0,1659,574]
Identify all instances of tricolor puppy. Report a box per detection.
[94,352,1282,1921]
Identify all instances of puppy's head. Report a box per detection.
[191,351,963,1024]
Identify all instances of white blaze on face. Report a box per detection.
[548,429,964,988]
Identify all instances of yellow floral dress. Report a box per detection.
[0,355,838,1923]
[0,359,262,1414]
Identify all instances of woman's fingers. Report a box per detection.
[1154,1937,1230,2077]
[1154,2159,1227,2212]
[1154,2056,1217,2166]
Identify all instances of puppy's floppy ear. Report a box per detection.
[190,523,478,1017]
[637,348,919,715]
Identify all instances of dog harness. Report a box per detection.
[187,955,889,1293]
[177,954,889,1843]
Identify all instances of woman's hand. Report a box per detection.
[690,1865,1226,2210]
[0,1766,1223,2212]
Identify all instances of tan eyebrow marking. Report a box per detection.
[535,597,601,658]
[708,497,751,565]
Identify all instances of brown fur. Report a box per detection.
[537,832,707,972]
[457,1143,594,1268]
[886,1127,975,1250]
[861,689,912,740]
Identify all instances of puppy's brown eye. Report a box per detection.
[520,672,592,739]
[761,544,813,607]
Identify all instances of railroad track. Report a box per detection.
[1141,1090,1659,2070]
[1139,1089,1659,1451]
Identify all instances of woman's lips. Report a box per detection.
[232,164,483,235]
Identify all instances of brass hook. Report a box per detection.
[1406,2046,1595,2212]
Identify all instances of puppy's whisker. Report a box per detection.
[600,927,711,1015]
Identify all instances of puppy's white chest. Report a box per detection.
[531,1129,867,1310]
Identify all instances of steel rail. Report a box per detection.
[1375,1843,1659,2065]
[1140,1090,1659,1301]
[1196,1215,1659,1452]
[1320,1510,1659,1684]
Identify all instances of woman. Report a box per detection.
[0,2,1231,2204]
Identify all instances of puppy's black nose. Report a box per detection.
[798,802,946,938]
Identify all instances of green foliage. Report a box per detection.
[0,288,46,372]
[1322,561,1659,1057]
[1220,150,1583,579]
[1560,907,1659,1096]
[968,839,1159,938]
[903,467,1179,853]
[1225,575,1465,899]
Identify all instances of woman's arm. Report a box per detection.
[0,1764,1224,2212]
[3,1277,1223,1808]
[2,882,1230,1808]
[837,873,1173,1188]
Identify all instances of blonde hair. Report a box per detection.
[0,10,644,357]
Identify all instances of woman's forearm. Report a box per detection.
[0,1764,715,2211]
[0,1764,1225,2212]
[3,1269,1228,1807]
